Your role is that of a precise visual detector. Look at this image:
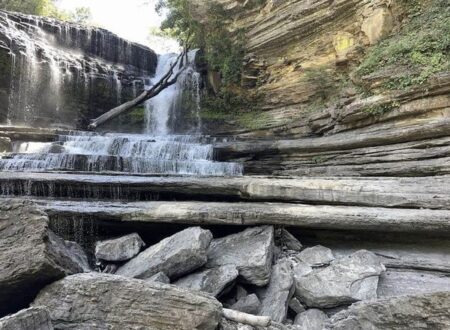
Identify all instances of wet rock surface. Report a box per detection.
[0,200,85,316]
[33,273,222,330]
[206,226,274,286]
[95,233,145,262]
[0,307,53,330]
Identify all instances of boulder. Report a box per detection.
[116,227,212,280]
[259,259,294,323]
[294,309,328,330]
[174,265,238,297]
[231,294,261,315]
[295,250,385,308]
[207,226,274,286]
[275,228,303,252]
[0,307,53,330]
[54,236,91,272]
[0,137,12,153]
[0,200,85,316]
[95,233,145,262]
[145,271,170,284]
[296,246,334,267]
[33,273,222,330]
[327,291,450,329]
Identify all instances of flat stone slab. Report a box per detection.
[116,227,212,280]
[206,226,274,286]
[95,233,145,262]
[33,273,222,330]
[2,172,450,209]
[35,199,450,235]
[0,307,53,330]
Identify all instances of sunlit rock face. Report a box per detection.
[0,10,157,129]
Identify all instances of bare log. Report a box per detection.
[222,308,271,327]
[88,50,187,130]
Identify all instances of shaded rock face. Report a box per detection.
[327,291,450,330]
[145,271,171,284]
[206,226,274,286]
[259,259,294,323]
[116,227,213,280]
[33,273,222,330]
[231,294,261,315]
[174,265,239,297]
[95,233,145,262]
[295,250,385,308]
[0,10,157,129]
[0,199,86,316]
[0,307,53,330]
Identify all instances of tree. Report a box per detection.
[0,0,55,15]
[70,7,91,25]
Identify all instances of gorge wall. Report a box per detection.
[0,11,157,130]
[189,0,450,177]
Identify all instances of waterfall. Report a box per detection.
[145,50,202,135]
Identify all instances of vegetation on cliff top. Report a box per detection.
[357,0,449,89]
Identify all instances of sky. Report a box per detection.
[56,0,179,53]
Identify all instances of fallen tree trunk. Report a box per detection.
[222,309,271,327]
[88,50,187,130]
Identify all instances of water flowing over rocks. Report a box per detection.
[95,233,145,262]
[0,307,53,330]
[116,227,213,280]
[0,199,87,316]
[33,273,222,330]
[0,11,157,129]
[206,226,274,286]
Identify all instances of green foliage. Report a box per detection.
[69,7,92,25]
[357,0,450,89]
[364,100,400,116]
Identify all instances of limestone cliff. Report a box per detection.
[188,0,449,176]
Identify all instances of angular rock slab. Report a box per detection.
[33,273,222,330]
[327,291,450,329]
[145,271,170,284]
[174,265,238,297]
[259,259,294,323]
[207,226,274,286]
[0,307,53,330]
[295,250,385,308]
[116,227,212,280]
[295,309,328,330]
[297,245,334,267]
[95,233,145,262]
[0,199,85,316]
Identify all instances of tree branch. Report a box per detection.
[88,47,189,130]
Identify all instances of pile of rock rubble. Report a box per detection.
[1,200,449,329]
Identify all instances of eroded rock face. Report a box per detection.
[95,233,145,262]
[295,250,385,308]
[294,309,328,330]
[0,199,85,316]
[0,307,53,330]
[33,273,222,330]
[116,227,213,280]
[327,291,450,329]
[206,226,274,286]
[174,265,238,297]
[259,259,294,323]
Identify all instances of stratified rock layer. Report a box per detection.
[0,199,86,316]
[33,273,222,330]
